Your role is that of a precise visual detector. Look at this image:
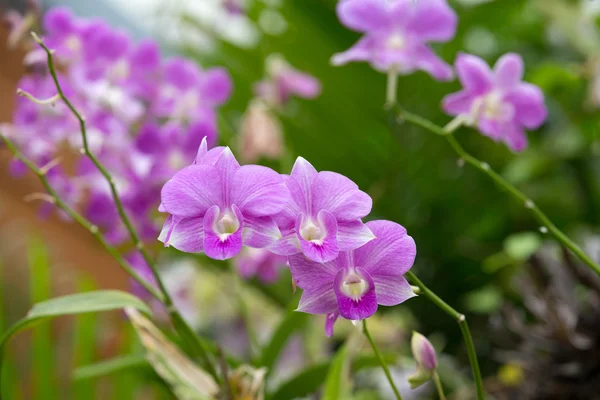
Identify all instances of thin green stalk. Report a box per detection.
[386,68,399,107]
[0,135,163,303]
[362,320,403,400]
[394,106,600,278]
[433,372,446,400]
[26,33,217,380]
[406,272,484,400]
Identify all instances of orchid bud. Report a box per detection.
[238,100,284,163]
[408,331,438,389]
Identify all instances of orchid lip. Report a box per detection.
[300,218,325,244]
[386,32,405,50]
[214,209,240,241]
[340,267,369,301]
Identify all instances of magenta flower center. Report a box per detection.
[299,219,325,244]
[340,268,369,300]
[215,209,240,240]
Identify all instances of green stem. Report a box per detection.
[31,35,218,380]
[362,319,403,400]
[386,68,399,107]
[0,135,164,303]
[395,106,600,278]
[433,372,446,400]
[406,272,484,400]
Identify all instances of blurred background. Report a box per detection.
[1,0,600,398]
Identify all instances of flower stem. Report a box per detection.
[406,271,484,400]
[386,68,399,107]
[0,134,165,303]
[32,34,218,380]
[394,105,600,278]
[362,319,403,400]
[433,372,446,400]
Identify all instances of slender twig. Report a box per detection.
[31,33,218,379]
[394,105,600,278]
[433,372,446,400]
[362,319,403,400]
[406,271,484,400]
[0,135,164,302]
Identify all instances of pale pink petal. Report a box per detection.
[455,53,494,94]
[311,171,372,221]
[331,37,375,66]
[442,90,474,116]
[494,53,523,89]
[242,215,282,248]
[413,45,454,81]
[231,165,289,217]
[158,215,204,253]
[337,220,376,251]
[374,275,415,306]
[354,220,416,277]
[287,157,318,213]
[406,0,458,42]
[504,83,547,129]
[336,0,390,32]
[161,165,222,217]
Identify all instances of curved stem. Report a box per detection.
[386,68,399,107]
[0,135,164,303]
[32,35,217,379]
[362,319,403,400]
[406,271,484,400]
[394,105,600,278]
[433,372,446,400]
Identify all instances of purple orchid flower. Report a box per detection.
[269,157,374,263]
[289,220,416,336]
[159,138,289,260]
[153,57,232,126]
[442,53,547,152]
[332,0,457,81]
[255,54,321,108]
[235,248,288,284]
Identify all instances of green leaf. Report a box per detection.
[73,354,150,381]
[463,285,503,314]
[125,307,218,400]
[28,236,54,400]
[322,345,350,400]
[503,232,543,261]
[0,290,151,393]
[258,308,308,373]
[270,354,397,400]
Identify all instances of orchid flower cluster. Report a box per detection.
[159,135,416,334]
[334,0,547,152]
[4,7,232,244]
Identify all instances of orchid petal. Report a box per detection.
[158,215,204,253]
[312,171,372,221]
[354,220,416,277]
[231,165,289,217]
[242,214,282,248]
[296,210,339,263]
[337,220,376,251]
[161,165,222,217]
[494,53,523,89]
[336,0,390,33]
[455,53,494,94]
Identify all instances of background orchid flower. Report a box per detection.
[235,248,288,284]
[159,138,289,260]
[332,0,457,81]
[442,53,547,152]
[289,220,416,336]
[254,54,321,108]
[269,157,374,263]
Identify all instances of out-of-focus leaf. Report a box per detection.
[482,252,514,274]
[125,307,218,400]
[504,232,543,261]
[28,237,53,400]
[503,152,553,185]
[323,345,351,400]
[73,354,150,381]
[258,308,308,373]
[268,353,397,400]
[463,285,503,314]
[529,63,581,93]
[0,290,151,393]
